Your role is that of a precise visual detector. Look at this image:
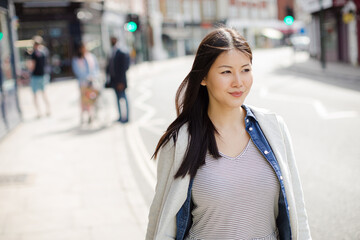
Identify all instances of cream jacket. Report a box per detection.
[146,106,312,240]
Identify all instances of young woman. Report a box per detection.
[72,42,100,124]
[146,28,312,240]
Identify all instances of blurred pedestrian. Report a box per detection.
[146,28,312,240]
[72,42,100,124]
[29,36,51,118]
[106,36,130,123]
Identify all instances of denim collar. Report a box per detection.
[242,104,258,122]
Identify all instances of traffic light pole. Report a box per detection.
[319,0,326,69]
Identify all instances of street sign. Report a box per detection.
[342,13,354,23]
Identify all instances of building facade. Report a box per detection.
[13,0,105,80]
[102,0,152,62]
[13,0,151,79]
[227,0,282,48]
[301,0,359,66]
[0,0,22,139]
[159,0,296,58]
[0,0,150,139]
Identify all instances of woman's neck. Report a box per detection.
[208,106,245,131]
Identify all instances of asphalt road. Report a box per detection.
[125,47,360,239]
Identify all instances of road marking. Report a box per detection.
[125,59,193,189]
[126,123,156,190]
[125,76,165,192]
[115,127,149,232]
[313,100,359,120]
[259,87,359,120]
[134,79,156,125]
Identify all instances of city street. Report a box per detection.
[0,47,359,239]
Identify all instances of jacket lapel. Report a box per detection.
[250,106,287,168]
[155,125,191,239]
[250,106,298,237]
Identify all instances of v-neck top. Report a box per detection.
[186,139,280,240]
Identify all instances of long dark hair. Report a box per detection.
[74,42,86,58]
[153,27,253,179]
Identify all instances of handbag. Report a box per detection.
[82,82,99,105]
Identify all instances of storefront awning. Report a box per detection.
[261,28,284,39]
[162,28,192,40]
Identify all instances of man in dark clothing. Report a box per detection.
[106,37,130,123]
[29,36,51,118]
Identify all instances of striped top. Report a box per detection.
[185,139,280,240]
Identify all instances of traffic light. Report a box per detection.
[125,21,137,32]
[125,13,140,32]
[0,32,3,41]
[284,6,294,26]
[284,15,294,25]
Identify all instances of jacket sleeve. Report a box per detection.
[146,139,176,240]
[114,51,130,83]
[71,58,81,80]
[92,54,100,77]
[278,117,312,240]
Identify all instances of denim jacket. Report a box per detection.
[145,105,311,240]
[175,105,291,240]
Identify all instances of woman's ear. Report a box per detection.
[201,78,206,86]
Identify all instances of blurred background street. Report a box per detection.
[1,0,360,239]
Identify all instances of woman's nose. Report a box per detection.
[232,73,243,87]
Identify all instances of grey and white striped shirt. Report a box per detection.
[186,139,280,240]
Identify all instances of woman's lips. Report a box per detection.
[230,91,243,97]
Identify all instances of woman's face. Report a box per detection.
[80,45,86,55]
[201,49,253,112]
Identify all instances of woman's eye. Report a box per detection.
[242,68,251,72]
[221,70,231,74]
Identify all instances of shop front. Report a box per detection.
[302,0,359,65]
[14,2,82,80]
[0,1,22,139]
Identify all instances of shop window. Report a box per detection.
[0,12,15,88]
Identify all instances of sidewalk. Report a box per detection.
[0,81,149,240]
[286,50,360,91]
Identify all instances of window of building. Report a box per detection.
[202,0,216,21]
[166,0,181,19]
[183,0,192,22]
[0,11,15,84]
[192,0,201,22]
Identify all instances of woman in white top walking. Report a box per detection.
[72,42,100,124]
[146,27,311,240]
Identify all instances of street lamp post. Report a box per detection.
[319,0,326,69]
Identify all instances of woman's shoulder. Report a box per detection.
[178,123,189,140]
[246,104,275,115]
[245,105,277,119]
[245,104,286,127]
[159,123,189,160]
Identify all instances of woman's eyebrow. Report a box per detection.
[218,65,232,68]
[218,63,250,68]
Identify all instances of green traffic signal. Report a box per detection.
[126,21,138,32]
[0,32,3,41]
[284,16,294,25]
